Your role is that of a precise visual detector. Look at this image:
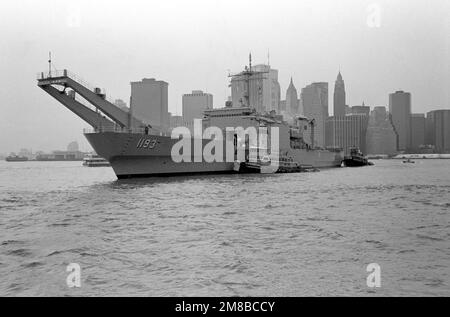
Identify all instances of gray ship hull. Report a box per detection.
[85,132,343,178]
[85,132,233,178]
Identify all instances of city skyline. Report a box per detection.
[0,0,449,153]
[0,66,447,155]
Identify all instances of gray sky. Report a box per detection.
[0,0,448,153]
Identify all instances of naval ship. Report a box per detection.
[37,59,343,178]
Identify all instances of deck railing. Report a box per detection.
[37,69,120,106]
[83,127,170,136]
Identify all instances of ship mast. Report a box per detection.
[228,54,269,109]
[48,52,52,78]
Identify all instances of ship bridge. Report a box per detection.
[37,69,144,131]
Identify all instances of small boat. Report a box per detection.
[82,154,110,167]
[5,155,28,162]
[403,158,415,164]
[343,148,373,167]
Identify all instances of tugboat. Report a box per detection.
[233,160,279,174]
[233,147,279,174]
[343,147,373,167]
[5,155,29,162]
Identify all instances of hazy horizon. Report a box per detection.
[0,0,449,154]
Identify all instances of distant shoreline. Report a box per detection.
[367,154,450,160]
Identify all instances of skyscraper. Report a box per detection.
[389,91,412,151]
[372,106,388,122]
[279,100,286,112]
[365,106,398,155]
[411,113,426,151]
[169,114,183,130]
[273,77,281,113]
[182,90,213,122]
[252,64,281,113]
[130,78,169,131]
[425,115,435,146]
[333,71,346,117]
[114,99,129,112]
[301,82,328,147]
[326,114,369,155]
[350,103,371,116]
[182,90,213,132]
[426,110,450,153]
[285,77,299,115]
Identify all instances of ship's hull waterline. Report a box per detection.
[85,132,343,178]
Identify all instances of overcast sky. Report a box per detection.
[0,0,448,153]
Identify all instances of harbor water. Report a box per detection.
[0,160,449,296]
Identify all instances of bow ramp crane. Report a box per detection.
[37,69,144,132]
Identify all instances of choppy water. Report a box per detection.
[0,160,449,296]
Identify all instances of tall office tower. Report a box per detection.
[325,114,370,155]
[389,90,412,151]
[230,63,280,113]
[169,114,183,130]
[301,82,329,148]
[182,90,213,123]
[252,64,281,113]
[426,110,450,153]
[345,105,351,115]
[285,77,300,115]
[411,113,426,151]
[365,106,398,155]
[273,79,281,113]
[350,103,371,116]
[425,115,435,145]
[130,78,169,131]
[333,71,346,116]
[279,100,286,112]
[372,106,387,123]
